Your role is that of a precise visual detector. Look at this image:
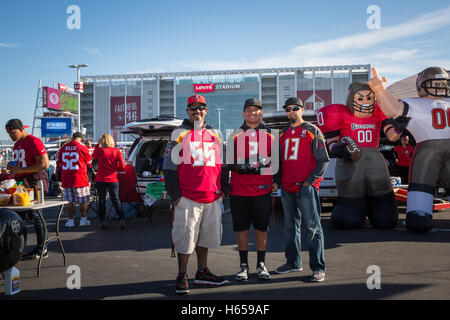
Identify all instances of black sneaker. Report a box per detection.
[21,248,48,260]
[175,273,189,295]
[194,268,229,286]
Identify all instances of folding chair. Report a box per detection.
[116,165,153,226]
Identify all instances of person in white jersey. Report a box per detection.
[369,67,450,233]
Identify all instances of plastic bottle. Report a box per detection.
[13,182,30,206]
[35,180,44,204]
[3,267,20,295]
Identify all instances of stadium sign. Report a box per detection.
[193,83,242,93]
[41,118,72,137]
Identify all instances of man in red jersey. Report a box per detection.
[273,97,329,282]
[317,82,398,230]
[5,118,49,260]
[393,135,414,185]
[225,98,276,281]
[57,132,92,228]
[163,94,229,295]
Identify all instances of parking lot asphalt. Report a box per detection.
[1,200,450,301]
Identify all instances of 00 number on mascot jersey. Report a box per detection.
[431,107,450,129]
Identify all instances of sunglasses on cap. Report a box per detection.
[188,105,206,111]
[284,106,301,112]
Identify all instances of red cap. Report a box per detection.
[187,95,206,106]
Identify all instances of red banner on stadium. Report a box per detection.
[297,90,332,110]
[110,96,141,130]
[43,87,61,110]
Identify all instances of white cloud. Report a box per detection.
[0,43,19,48]
[80,47,102,56]
[177,6,450,83]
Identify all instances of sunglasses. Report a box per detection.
[284,106,301,112]
[188,105,206,111]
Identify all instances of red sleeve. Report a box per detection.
[56,148,63,171]
[80,145,92,168]
[316,104,346,137]
[29,135,47,158]
[92,145,100,159]
[116,149,126,172]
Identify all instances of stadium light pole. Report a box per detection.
[68,64,88,132]
[216,107,224,134]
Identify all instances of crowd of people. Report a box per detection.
[4,122,129,261]
[4,66,449,296]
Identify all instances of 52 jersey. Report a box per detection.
[57,140,92,188]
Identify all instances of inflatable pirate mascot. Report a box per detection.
[370,67,450,233]
[317,82,398,229]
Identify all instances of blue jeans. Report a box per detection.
[96,182,125,221]
[280,185,325,272]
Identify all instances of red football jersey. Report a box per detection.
[317,103,386,148]
[229,127,274,196]
[57,140,92,188]
[394,145,414,167]
[12,135,47,178]
[92,146,126,183]
[172,127,223,203]
[279,123,326,193]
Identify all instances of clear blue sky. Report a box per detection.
[1,0,449,140]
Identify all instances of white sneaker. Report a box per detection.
[256,262,271,280]
[65,219,75,228]
[79,217,91,227]
[235,263,249,281]
[311,271,325,282]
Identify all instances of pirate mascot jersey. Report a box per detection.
[400,97,450,231]
[317,83,398,229]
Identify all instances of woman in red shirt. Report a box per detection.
[92,134,126,229]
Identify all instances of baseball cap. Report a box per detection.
[243,98,262,111]
[282,97,303,109]
[5,119,30,130]
[187,95,207,106]
[72,132,84,139]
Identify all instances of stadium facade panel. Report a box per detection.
[80,65,370,141]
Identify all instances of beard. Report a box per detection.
[289,117,297,124]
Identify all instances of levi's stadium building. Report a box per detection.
[79,64,370,141]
